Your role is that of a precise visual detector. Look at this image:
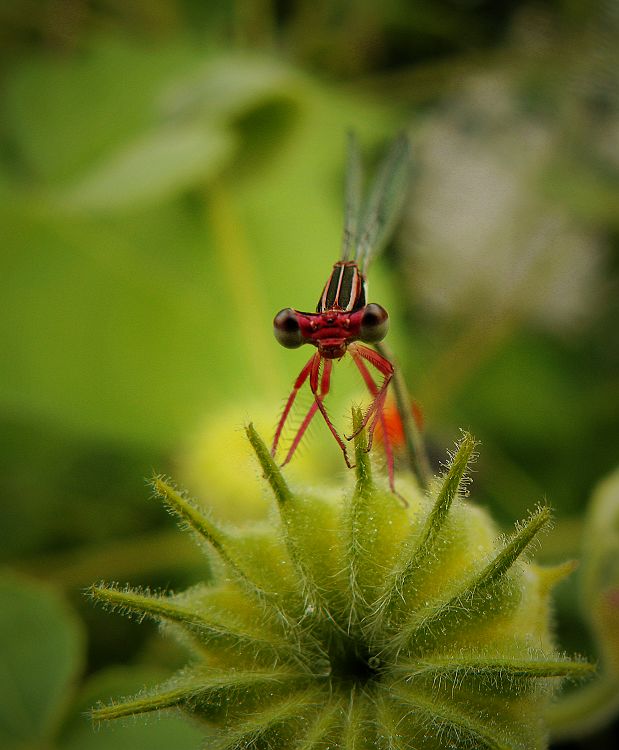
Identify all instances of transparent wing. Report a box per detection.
[354,133,411,274]
[340,131,363,261]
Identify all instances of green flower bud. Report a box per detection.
[547,467,619,741]
[90,419,591,749]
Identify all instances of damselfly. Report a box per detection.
[271,132,411,492]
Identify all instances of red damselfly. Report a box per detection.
[271,132,413,492]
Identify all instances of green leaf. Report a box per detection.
[0,45,399,450]
[542,469,619,739]
[59,666,207,750]
[4,38,200,184]
[0,573,84,749]
[580,467,619,674]
[60,124,234,212]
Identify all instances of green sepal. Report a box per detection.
[89,583,299,667]
[385,507,552,657]
[91,428,589,749]
[92,666,309,724]
[344,412,413,626]
[372,432,478,632]
[247,423,348,624]
[153,476,301,601]
[206,688,325,750]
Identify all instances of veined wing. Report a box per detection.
[354,133,411,274]
[340,130,363,262]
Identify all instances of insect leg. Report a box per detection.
[310,357,354,469]
[281,401,319,466]
[272,353,316,459]
[350,348,387,443]
[376,341,432,490]
[349,347,402,499]
[281,352,323,466]
[346,344,394,442]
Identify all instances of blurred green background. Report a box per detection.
[1,1,618,748]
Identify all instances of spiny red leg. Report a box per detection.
[310,358,354,469]
[351,351,406,503]
[349,351,379,444]
[346,343,394,441]
[352,349,379,397]
[272,353,317,458]
[366,387,390,450]
[273,352,354,470]
[279,355,353,469]
[351,354,395,454]
[281,353,325,466]
[282,402,319,466]
[378,408,397,495]
[378,406,408,506]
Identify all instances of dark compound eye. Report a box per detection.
[359,303,389,343]
[273,308,304,349]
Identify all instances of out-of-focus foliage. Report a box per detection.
[395,6,619,524]
[1,1,618,748]
[0,574,205,750]
[0,574,83,750]
[1,38,396,445]
[548,469,619,741]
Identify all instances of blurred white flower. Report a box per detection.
[404,73,606,333]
